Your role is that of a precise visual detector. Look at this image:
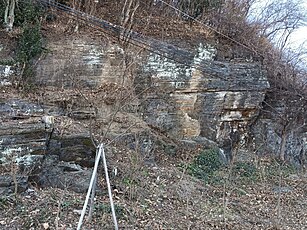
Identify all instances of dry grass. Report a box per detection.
[1,146,306,229]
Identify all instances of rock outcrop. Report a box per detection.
[0,92,97,194]
[1,31,305,194]
[251,95,307,165]
[35,36,125,88]
[135,43,269,161]
[33,36,270,160]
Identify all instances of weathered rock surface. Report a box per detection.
[251,100,307,165]
[32,156,97,193]
[0,175,28,195]
[33,36,270,160]
[0,95,96,193]
[0,98,46,170]
[35,36,125,88]
[137,44,269,160]
[0,32,305,194]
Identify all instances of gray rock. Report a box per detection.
[53,135,96,167]
[273,186,293,194]
[0,175,28,195]
[251,118,306,165]
[33,159,97,193]
[136,44,269,159]
[33,36,270,160]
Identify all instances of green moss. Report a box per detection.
[265,161,297,179]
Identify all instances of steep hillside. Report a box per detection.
[0,0,306,229]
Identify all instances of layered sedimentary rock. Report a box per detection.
[36,36,125,87]
[137,44,269,158]
[0,95,97,194]
[2,33,306,194]
[35,37,268,148]
[0,36,269,194]
[34,36,270,156]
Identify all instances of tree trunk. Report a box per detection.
[4,0,16,31]
[4,0,9,25]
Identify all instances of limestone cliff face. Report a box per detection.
[138,44,269,156]
[0,35,276,158]
[1,34,305,194]
[32,36,270,158]
[36,36,126,87]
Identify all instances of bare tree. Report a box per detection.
[65,0,99,32]
[253,0,306,51]
[119,0,140,46]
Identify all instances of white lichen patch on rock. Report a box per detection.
[215,91,227,100]
[220,111,243,121]
[106,44,124,58]
[145,43,216,89]
[0,79,12,86]
[190,43,216,91]
[145,55,181,80]
[83,47,104,65]
[1,147,25,164]
[16,155,42,166]
[2,147,24,156]
[0,65,14,86]
[0,146,39,167]
[4,66,12,77]
[1,146,34,156]
[228,92,242,109]
[193,43,216,65]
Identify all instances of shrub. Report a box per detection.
[0,0,43,28]
[232,162,257,178]
[16,22,44,88]
[14,0,43,26]
[17,24,43,64]
[187,148,223,181]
